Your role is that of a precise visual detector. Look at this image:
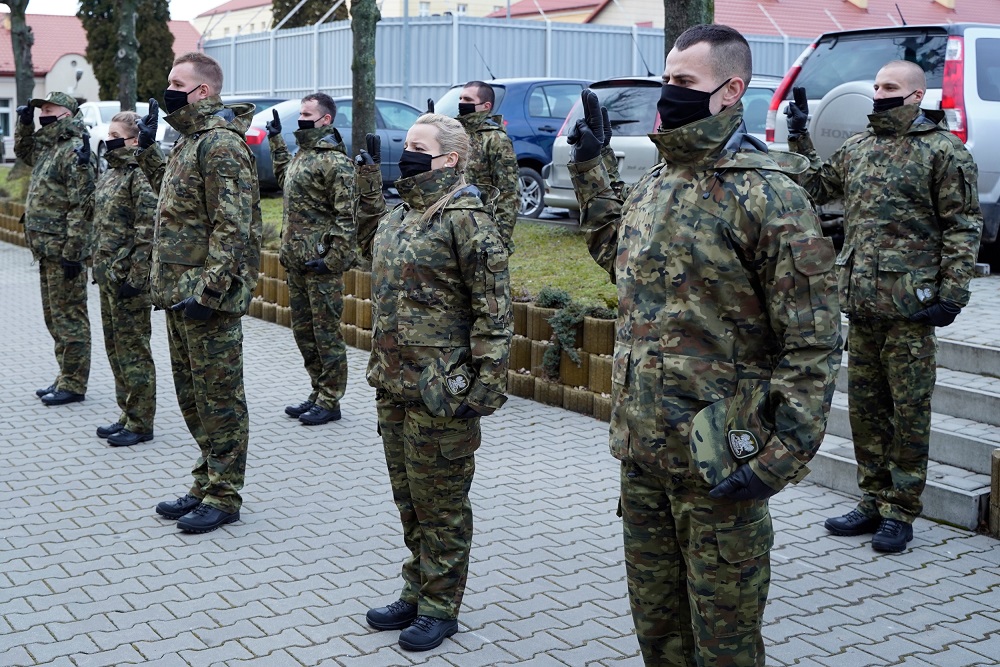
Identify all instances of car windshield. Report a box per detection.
[434,85,507,118]
[790,30,948,100]
[562,83,661,136]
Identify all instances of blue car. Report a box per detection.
[435,78,590,218]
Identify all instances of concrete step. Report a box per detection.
[810,434,990,530]
[826,392,1000,476]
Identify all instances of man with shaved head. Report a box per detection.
[787,59,983,553]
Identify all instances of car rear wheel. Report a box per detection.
[518,166,545,219]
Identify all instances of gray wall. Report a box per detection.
[204,16,813,106]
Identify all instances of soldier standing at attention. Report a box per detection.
[136,52,262,534]
[354,115,511,652]
[455,81,519,254]
[786,60,983,553]
[266,93,355,426]
[569,25,842,666]
[15,92,95,406]
[92,111,158,447]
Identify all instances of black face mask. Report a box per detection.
[162,83,202,114]
[656,78,731,131]
[39,115,59,127]
[298,119,315,130]
[105,137,127,151]
[398,149,447,179]
[458,102,478,116]
[872,90,916,114]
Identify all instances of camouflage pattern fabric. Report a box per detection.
[356,164,512,620]
[571,103,841,666]
[98,284,155,433]
[376,398,479,619]
[165,311,248,513]
[847,319,935,523]
[15,113,95,395]
[287,269,347,410]
[138,96,260,513]
[456,111,519,255]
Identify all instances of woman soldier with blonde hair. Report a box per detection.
[354,113,512,652]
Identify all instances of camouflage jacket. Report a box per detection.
[572,103,842,491]
[457,110,518,255]
[270,126,356,273]
[137,96,262,314]
[92,146,157,290]
[791,104,983,319]
[14,114,95,262]
[356,164,512,417]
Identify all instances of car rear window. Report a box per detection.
[434,85,507,118]
[791,30,948,100]
[563,83,661,136]
[976,38,1000,101]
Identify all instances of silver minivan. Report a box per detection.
[544,75,780,212]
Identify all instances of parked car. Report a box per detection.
[246,97,424,191]
[764,23,1000,256]
[435,77,590,218]
[543,75,779,212]
[159,96,286,155]
[79,101,166,174]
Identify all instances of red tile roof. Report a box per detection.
[196,0,272,18]
[487,0,604,17]
[0,13,203,77]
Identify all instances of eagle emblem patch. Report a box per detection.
[727,430,760,460]
[446,374,470,395]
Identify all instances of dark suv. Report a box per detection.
[434,77,590,218]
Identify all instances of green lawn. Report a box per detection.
[0,164,29,202]
[510,220,615,307]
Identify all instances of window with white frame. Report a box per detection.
[418,2,430,16]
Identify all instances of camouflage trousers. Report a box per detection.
[98,283,155,433]
[165,310,249,514]
[376,395,480,619]
[287,269,347,409]
[38,258,91,395]
[848,318,936,523]
[620,460,771,667]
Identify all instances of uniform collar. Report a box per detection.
[395,167,463,210]
[867,103,921,136]
[648,102,744,167]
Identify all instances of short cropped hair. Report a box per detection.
[110,111,141,138]
[463,80,495,107]
[173,52,224,95]
[302,92,337,120]
[881,60,927,91]
[674,24,752,87]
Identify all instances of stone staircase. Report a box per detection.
[811,323,999,530]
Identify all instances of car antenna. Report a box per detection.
[895,3,907,25]
[473,42,498,80]
[607,0,654,75]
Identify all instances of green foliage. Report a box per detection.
[511,286,533,303]
[587,305,616,320]
[0,166,29,203]
[272,0,349,28]
[78,0,175,103]
[536,285,572,309]
[509,220,615,306]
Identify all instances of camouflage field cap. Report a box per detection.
[30,92,79,114]
[690,396,763,487]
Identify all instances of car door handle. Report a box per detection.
[538,125,557,132]
[392,137,402,142]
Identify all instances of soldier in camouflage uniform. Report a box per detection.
[14,91,95,406]
[267,93,355,426]
[569,26,841,666]
[787,60,983,552]
[354,114,511,652]
[455,81,519,254]
[137,53,263,534]
[92,112,158,447]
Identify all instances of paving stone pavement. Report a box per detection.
[1,241,999,667]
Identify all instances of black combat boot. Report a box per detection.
[871,518,913,553]
[284,399,314,417]
[155,494,202,519]
[824,509,880,536]
[299,404,341,425]
[398,615,458,651]
[366,599,418,630]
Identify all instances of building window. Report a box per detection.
[0,98,11,142]
[457,3,467,14]
[223,27,230,36]
[418,1,430,16]
[494,5,503,11]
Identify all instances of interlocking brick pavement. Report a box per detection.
[1,242,999,666]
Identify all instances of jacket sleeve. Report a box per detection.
[454,210,512,415]
[487,131,520,256]
[136,144,166,195]
[354,163,386,262]
[195,133,255,308]
[569,155,622,282]
[933,140,983,307]
[737,176,843,491]
[62,141,95,263]
[125,166,159,288]
[269,133,291,190]
[789,133,846,206]
[13,121,36,166]
[320,157,357,273]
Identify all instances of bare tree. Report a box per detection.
[664,0,714,61]
[350,0,380,155]
[116,0,139,111]
[8,0,35,108]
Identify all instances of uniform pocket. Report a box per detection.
[204,320,243,356]
[879,248,941,318]
[407,409,481,461]
[789,236,838,343]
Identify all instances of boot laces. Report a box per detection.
[878,519,903,536]
[411,615,437,632]
[188,503,214,517]
[387,599,414,614]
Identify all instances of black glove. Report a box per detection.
[117,282,143,299]
[61,258,84,281]
[910,300,961,327]
[355,133,381,166]
[426,98,435,114]
[265,109,282,138]
[454,404,481,419]
[170,296,214,320]
[785,86,809,140]
[74,134,91,166]
[567,89,604,163]
[331,127,343,144]
[709,464,779,501]
[16,105,33,126]
[137,98,159,149]
[304,258,331,275]
[601,106,612,148]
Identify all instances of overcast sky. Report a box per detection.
[3,0,228,21]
